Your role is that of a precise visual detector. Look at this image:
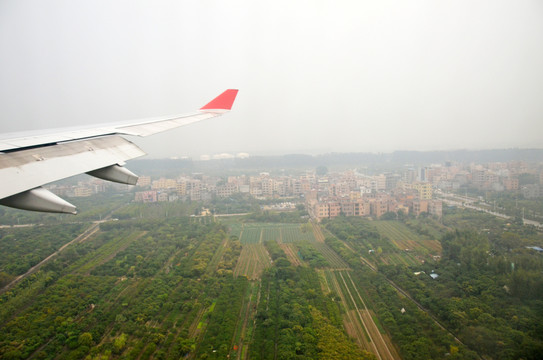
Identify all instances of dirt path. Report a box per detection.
[327,270,374,352]
[337,271,383,359]
[311,221,325,243]
[343,271,400,360]
[232,281,259,360]
[279,243,302,266]
[323,268,400,360]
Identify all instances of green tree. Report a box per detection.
[113,333,127,354]
[78,332,93,347]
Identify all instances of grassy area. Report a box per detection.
[232,222,318,244]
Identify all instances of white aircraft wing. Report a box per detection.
[0,89,238,214]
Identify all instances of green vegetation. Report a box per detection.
[323,209,543,359]
[0,223,86,280]
[2,192,542,360]
[380,229,543,359]
[234,222,318,244]
[0,192,132,225]
[195,278,249,359]
[0,217,240,360]
[324,218,480,359]
[250,262,374,360]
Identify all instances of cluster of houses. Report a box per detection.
[49,159,542,221]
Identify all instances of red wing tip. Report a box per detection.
[200,89,239,111]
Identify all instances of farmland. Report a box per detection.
[370,221,442,266]
[230,222,317,244]
[0,218,245,360]
[324,217,443,269]
[230,222,319,277]
[227,220,352,272]
[233,244,271,280]
[323,269,401,360]
[373,221,441,255]
[313,242,349,269]
[5,196,536,360]
[278,243,302,266]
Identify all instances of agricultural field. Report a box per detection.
[313,242,349,269]
[280,225,316,243]
[229,281,260,360]
[323,269,401,360]
[311,221,326,242]
[278,243,302,266]
[0,218,242,360]
[373,221,441,255]
[228,223,243,238]
[379,252,419,267]
[261,227,280,242]
[368,221,442,266]
[230,222,317,244]
[233,244,271,280]
[240,228,262,244]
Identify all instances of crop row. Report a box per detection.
[237,223,317,244]
[338,271,365,310]
[382,252,419,267]
[228,223,243,238]
[234,244,271,279]
[240,228,262,244]
[261,228,281,242]
[374,221,443,256]
[374,221,419,249]
[313,242,349,269]
[281,226,316,243]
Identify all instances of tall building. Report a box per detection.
[370,199,388,218]
[412,182,433,200]
[135,191,157,203]
[74,187,93,197]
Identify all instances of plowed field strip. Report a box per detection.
[279,243,302,266]
[343,271,400,360]
[311,222,325,243]
[234,244,271,280]
[337,271,381,359]
[326,270,371,351]
[313,242,349,269]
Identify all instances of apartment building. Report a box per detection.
[136,176,151,187]
[411,182,433,200]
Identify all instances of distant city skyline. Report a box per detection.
[1,1,543,159]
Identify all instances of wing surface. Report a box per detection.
[0,89,238,214]
[0,89,238,151]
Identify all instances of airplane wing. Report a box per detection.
[0,89,238,214]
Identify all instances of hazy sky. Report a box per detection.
[1,1,542,158]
